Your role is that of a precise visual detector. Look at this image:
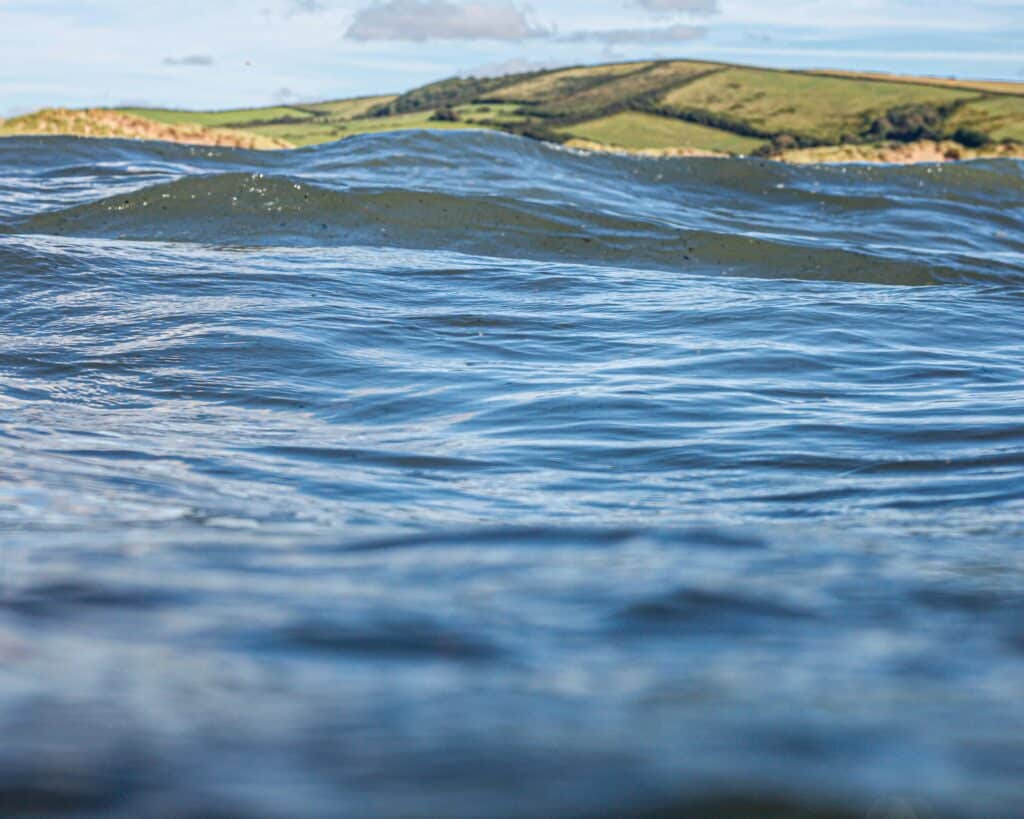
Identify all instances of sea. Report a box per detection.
[1,131,1023,818]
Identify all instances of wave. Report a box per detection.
[3,131,1022,286]
[4,129,1024,819]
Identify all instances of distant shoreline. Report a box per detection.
[3,122,1022,165]
[3,58,1022,164]
[562,137,1024,164]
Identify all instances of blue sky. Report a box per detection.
[1,0,1023,115]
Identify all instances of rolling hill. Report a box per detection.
[3,59,1023,161]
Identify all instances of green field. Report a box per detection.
[659,67,978,143]
[8,58,1023,156]
[533,61,723,121]
[815,70,1024,97]
[120,105,315,127]
[117,95,407,147]
[559,111,766,153]
[247,110,486,147]
[456,103,530,125]
[297,95,396,118]
[947,96,1024,142]
[486,63,652,104]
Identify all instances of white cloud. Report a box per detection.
[345,0,550,41]
[344,0,711,44]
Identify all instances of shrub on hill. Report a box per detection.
[862,103,952,143]
[429,107,460,122]
[952,127,990,148]
[369,73,543,117]
[503,121,568,143]
[752,134,812,157]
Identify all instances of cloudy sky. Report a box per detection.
[1,0,1023,115]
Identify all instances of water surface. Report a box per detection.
[1,132,1023,817]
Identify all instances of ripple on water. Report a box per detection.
[0,133,1023,817]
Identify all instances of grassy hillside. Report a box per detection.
[251,110,488,147]
[558,111,766,154]
[486,62,655,103]
[814,70,1024,96]
[120,105,317,128]
[4,60,1023,159]
[658,67,976,143]
[119,96,399,147]
[947,96,1024,143]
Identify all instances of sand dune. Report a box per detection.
[0,108,292,150]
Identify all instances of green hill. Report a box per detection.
[5,60,1024,159]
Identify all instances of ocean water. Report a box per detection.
[1,131,1023,818]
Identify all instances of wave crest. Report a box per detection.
[3,130,1023,286]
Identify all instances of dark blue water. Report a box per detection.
[1,132,1023,818]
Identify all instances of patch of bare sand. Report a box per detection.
[776,140,1024,164]
[0,108,292,150]
[562,138,727,159]
[562,137,1024,165]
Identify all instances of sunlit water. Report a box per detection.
[1,132,1023,818]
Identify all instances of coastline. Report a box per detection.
[563,137,1024,164]
[3,108,1023,165]
[4,59,1022,165]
